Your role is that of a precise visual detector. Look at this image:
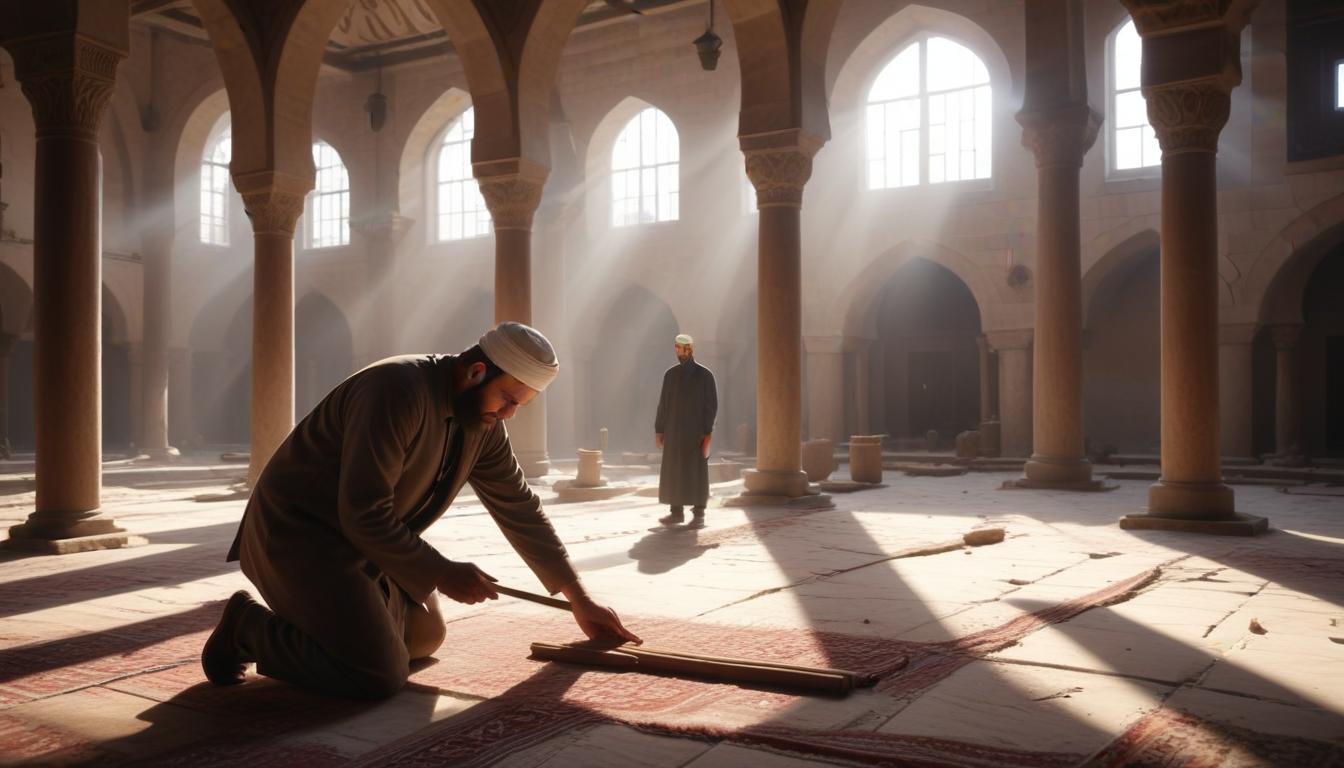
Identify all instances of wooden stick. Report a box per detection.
[494,584,573,611]
[625,646,861,683]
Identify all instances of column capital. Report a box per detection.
[1270,323,1303,350]
[351,211,414,243]
[234,170,311,236]
[1218,322,1259,346]
[1119,0,1257,37]
[1144,81,1231,156]
[803,335,845,354]
[1017,105,1102,169]
[985,329,1033,352]
[744,145,817,208]
[6,33,124,139]
[474,157,548,232]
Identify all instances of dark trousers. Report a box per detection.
[236,529,421,700]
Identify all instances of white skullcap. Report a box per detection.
[478,321,559,392]
[675,333,694,345]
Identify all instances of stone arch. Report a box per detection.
[295,292,354,415]
[837,240,991,339]
[587,283,680,453]
[1082,226,1159,327]
[396,86,472,228]
[571,270,686,356]
[1082,231,1161,454]
[0,262,33,337]
[172,87,232,242]
[844,255,984,443]
[1243,192,1344,325]
[829,4,1016,110]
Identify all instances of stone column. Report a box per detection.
[5,29,131,551]
[1014,0,1104,489]
[236,179,306,485]
[976,334,994,422]
[127,342,143,452]
[477,161,550,477]
[139,222,175,459]
[738,138,822,501]
[846,336,873,436]
[1119,0,1266,534]
[168,346,194,449]
[0,333,14,459]
[988,330,1033,459]
[1271,323,1303,463]
[804,336,845,443]
[1218,323,1257,460]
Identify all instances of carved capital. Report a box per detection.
[1120,0,1249,36]
[985,329,1034,352]
[6,34,124,138]
[1144,81,1230,155]
[1270,323,1302,351]
[1017,106,1101,169]
[241,190,306,236]
[477,176,544,231]
[744,148,814,208]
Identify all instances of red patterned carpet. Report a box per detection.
[3,563,1343,767]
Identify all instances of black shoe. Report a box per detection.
[658,512,685,526]
[202,590,259,686]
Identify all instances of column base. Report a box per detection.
[517,451,550,479]
[143,446,181,461]
[1014,455,1115,490]
[742,468,810,497]
[5,510,134,554]
[1118,480,1268,536]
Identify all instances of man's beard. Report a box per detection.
[676,352,690,363]
[450,380,491,428]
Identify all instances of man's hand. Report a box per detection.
[700,434,711,458]
[655,433,664,449]
[561,582,642,645]
[436,561,499,605]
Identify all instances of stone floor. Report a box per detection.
[1,458,1342,766]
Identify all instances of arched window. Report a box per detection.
[867,37,992,189]
[308,140,350,248]
[200,115,231,245]
[612,107,679,227]
[1111,19,1160,171]
[437,107,491,241]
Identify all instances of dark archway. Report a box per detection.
[1083,248,1160,454]
[871,260,981,445]
[590,285,678,454]
[295,293,354,417]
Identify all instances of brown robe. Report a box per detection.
[224,354,577,698]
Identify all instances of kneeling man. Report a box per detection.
[203,322,640,699]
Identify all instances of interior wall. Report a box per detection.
[1083,250,1160,454]
[590,285,677,454]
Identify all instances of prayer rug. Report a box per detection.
[1083,708,1344,767]
[355,568,1160,766]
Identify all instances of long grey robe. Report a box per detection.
[224,354,578,697]
[655,357,718,506]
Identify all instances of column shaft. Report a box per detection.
[1272,324,1303,460]
[1218,324,1256,459]
[805,338,844,443]
[479,170,549,477]
[996,339,1033,459]
[977,335,993,422]
[141,242,173,455]
[249,231,295,482]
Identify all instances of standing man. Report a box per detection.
[203,322,641,700]
[655,333,718,528]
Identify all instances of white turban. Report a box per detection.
[478,321,559,392]
[675,333,694,345]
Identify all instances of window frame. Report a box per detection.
[609,106,681,228]
[199,115,232,247]
[1106,19,1162,179]
[433,106,492,244]
[305,139,350,251]
[1336,58,1344,111]
[864,33,994,191]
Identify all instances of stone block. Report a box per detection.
[575,449,604,487]
[848,435,883,484]
[955,431,980,459]
[801,438,836,482]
